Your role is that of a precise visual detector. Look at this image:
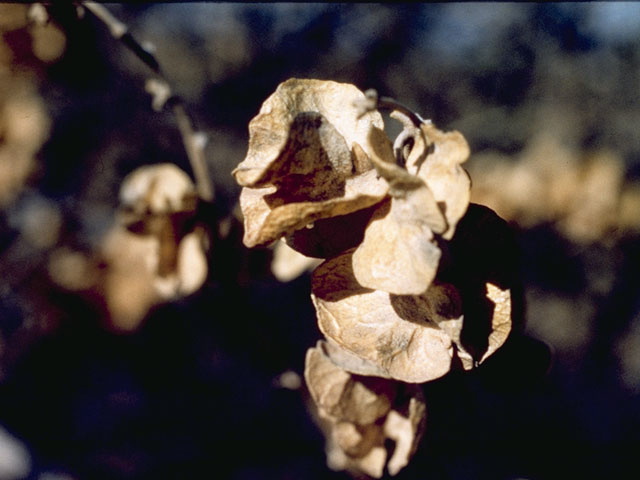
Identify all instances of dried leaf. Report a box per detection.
[443,203,522,366]
[304,341,394,425]
[233,78,384,187]
[352,190,443,295]
[383,395,426,476]
[348,124,447,294]
[397,116,471,241]
[311,251,454,383]
[420,281,512,370]
[239,168,387,248]
[233,79,391,249]
[305,343,426,478]
[481,282,512,363]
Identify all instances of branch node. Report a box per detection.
[145,78,172,112]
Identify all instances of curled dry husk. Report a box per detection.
[352,126,446,295]
[305,341,426,478]
[233,78,390,249]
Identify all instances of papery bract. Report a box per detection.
[233,79,391,249]
[311,251,455,383]
[305,342,426,478]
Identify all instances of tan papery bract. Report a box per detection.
[350,124,452,295]
[383,396,426,476]
[396,115,471,241]
[118,164,207,299]
[240,168,387,248]
[234,79,392,249]
[233,78,384,187]
[352,199,442,295]
[311,251,454,383]
[418,281,513,370]
[322,338,390,378]
[305,342,426,478]
[305,342,394,425]
[480,282,513,363]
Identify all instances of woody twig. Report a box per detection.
[80,1,214,202]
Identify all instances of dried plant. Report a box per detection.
[75,4,214,326]
[118,163,207,299]
[0,4,65,208]
[234,78,523,477]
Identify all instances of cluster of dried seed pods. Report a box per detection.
[234,78,522,477]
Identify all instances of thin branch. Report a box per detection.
[357,89,429,127]
[172,102,213,202]
[80,1,214,202]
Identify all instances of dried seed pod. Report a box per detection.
[390,113,471,241]
[238,167,387,248]
[305,342,426,478]
[233,79,391,249]
[233,78,384,187]
[311,251,455,383]
[118,163,206,299]
[305,341,394,425]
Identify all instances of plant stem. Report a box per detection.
[81,2,214,202]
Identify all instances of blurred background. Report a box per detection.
[0,3,639,479]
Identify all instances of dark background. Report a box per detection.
[0,4,639,479]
